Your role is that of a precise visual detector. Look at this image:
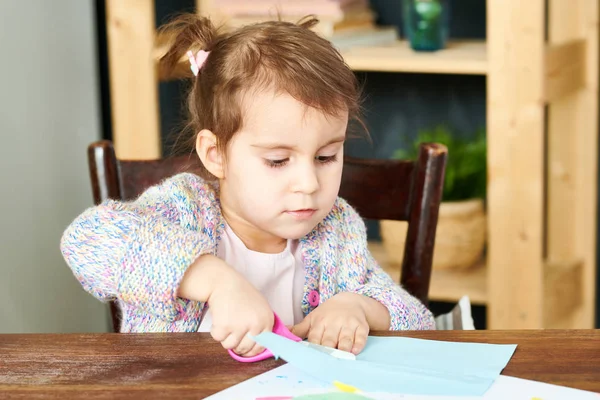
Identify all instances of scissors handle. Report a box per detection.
[228,347,275,362]
[228,312,301,363]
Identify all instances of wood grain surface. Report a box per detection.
[0,330,598,399]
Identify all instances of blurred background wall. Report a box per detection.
[0,0,109,333]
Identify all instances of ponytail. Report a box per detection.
[158,14,218,78]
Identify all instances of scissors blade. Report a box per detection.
[299,341,356,360]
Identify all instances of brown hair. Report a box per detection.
[159,14,365,179]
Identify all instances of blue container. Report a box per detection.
[403,0,450,51]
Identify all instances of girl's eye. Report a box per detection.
[264,155,338,168]
[316,155,338,164]
[264,158,289,168]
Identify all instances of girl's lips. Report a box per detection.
[286,209,316,220]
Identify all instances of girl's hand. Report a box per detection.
[205,260,274,357]
[290,292,387,355]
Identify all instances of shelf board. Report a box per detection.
[368,241,487,305]
[342,40,487,75]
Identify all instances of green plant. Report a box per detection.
[392,125,487,201]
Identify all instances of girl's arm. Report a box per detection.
[334,198,436,331]
[352,250,436,330]
[60,173,219,321]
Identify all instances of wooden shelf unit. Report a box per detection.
[104,0,598,329]
[368,242,488,305]
[370,240,584,329]
[342,40,487,74]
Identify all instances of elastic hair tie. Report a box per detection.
[187,50,210,76]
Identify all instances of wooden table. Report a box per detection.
[1,330,598,399]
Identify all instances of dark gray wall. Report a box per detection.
[1,0,108,333]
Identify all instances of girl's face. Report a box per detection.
[218,90,348,252]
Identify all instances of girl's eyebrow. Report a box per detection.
[251,135,346,150]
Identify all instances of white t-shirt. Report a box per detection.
[197,223,306,332]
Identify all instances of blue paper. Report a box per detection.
[358,336,517,377]
[253,332,517,396]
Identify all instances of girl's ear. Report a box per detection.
[196,129,225,179]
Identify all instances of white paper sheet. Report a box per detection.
[206,363,599,400]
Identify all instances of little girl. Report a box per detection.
[60,14,435,358]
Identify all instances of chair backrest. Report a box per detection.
[88,140,447,332]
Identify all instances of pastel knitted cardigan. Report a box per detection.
[60,173,435,332]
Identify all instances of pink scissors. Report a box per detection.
[228,312,301,363]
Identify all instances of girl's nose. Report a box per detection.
[291,163,319,194]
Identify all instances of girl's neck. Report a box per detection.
[221,209,287,254]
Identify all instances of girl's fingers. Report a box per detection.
[210,325,229,343]
[232,334,256,355]
[351,324,370,354]
[290,317,311,339]
[244,342,265,357]
[337,325,358,353]
[320,324,342,349]
[242,324,270,356]
[307,320,325,346]
[220,331,244,351]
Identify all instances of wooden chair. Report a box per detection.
[88,140,447,332]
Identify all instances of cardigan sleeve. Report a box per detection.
[333,198,436,331]
[60,173,218,322]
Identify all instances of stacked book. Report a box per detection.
[212,0,398,51]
